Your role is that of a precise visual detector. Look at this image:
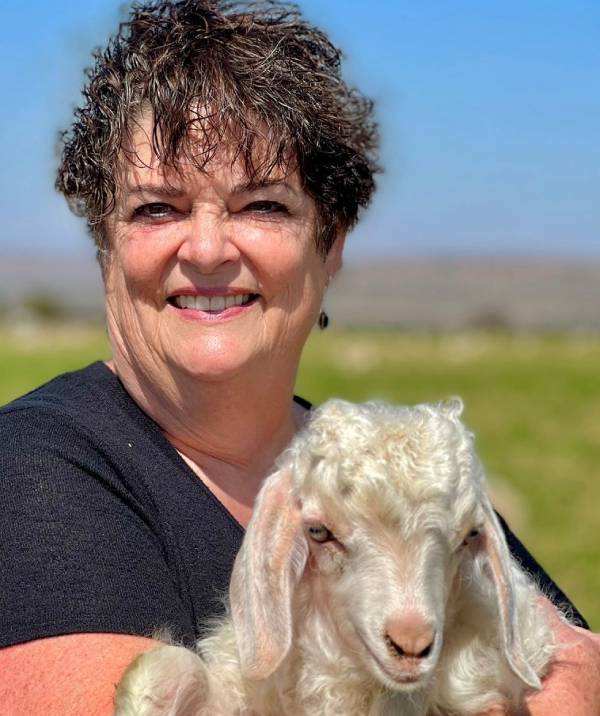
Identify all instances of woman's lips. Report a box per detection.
[170,293,258,311]
[166,292,260,319]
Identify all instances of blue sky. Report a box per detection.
[0,0,598,262]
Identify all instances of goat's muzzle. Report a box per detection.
[384,612,436,661]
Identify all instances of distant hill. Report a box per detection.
[0,252,104,317]
[2,251,600,331]
[328,258,600,331]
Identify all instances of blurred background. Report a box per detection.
[0,1,598,627]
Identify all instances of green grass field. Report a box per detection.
[1,324,599,628]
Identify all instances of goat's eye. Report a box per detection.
[307,524,334,543]
[461,527,482,547]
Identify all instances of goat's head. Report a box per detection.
[230,399,542,693]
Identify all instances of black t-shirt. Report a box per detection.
[0,362,587,649]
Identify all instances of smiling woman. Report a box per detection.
[0,0,598,714]
[105,130,340,393]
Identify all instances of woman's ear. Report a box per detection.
[324,230,347,278]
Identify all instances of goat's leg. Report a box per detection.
[115,644,211,716]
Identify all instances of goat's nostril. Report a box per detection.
[385,632,435,659]
[417,640,433,658]
[384,613,436,660]
[385,634,405,657]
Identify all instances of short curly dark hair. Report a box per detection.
[56,0,379,265]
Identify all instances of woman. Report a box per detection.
[0,1,598,713]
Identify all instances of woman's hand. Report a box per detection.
[477,600,600,716]
[501,598,600,716]
[523,601,600,715]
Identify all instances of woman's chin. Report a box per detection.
[165,337,265,384]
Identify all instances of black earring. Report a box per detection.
[318,310,329,330]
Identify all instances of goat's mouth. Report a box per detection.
[356,632,434,692]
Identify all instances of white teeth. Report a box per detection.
[174,296,210,310]
[195,297,212,310]
[210,296,226,311]
[192,296,212,310]
[174,294,254,311]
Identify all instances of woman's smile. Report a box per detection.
[166,289,261,321]
[104,122,344,388]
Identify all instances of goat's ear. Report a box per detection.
[480,497,543,690]
[229,468,308,680]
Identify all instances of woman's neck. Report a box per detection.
[106,356,307,526]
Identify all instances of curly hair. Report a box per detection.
[56,0,379,265]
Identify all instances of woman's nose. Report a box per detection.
[177,213,241,273]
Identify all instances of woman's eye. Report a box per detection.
[132,202,177,220]
[244,200,288,215]
[308,523,334,543]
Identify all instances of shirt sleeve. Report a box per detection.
[0,406,195,648]
[496,511,589,629]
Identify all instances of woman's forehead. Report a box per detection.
[120,109,299,191]
[120,158,303,194]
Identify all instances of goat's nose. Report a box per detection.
[384,612,436,659]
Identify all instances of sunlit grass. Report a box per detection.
[1,324,599,628]
[298,329,600,629]
[0,323,111,405]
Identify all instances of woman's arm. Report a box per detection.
[478,602,600,716]
[0,633,161,715]
[523,601,600,716]
[493,516,598,713]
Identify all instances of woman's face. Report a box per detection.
[104,121,344,389]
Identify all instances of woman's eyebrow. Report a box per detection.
[126,183,186,198]
[233,179,299,195]
[125,180,297,196]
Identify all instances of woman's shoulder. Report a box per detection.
[1,361,123,420]
[0,364,242,651]
[0,361,167,514]
[0,361,160,457]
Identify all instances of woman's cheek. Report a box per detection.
[119,227,181,284]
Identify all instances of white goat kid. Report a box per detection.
[115,399,554,715]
